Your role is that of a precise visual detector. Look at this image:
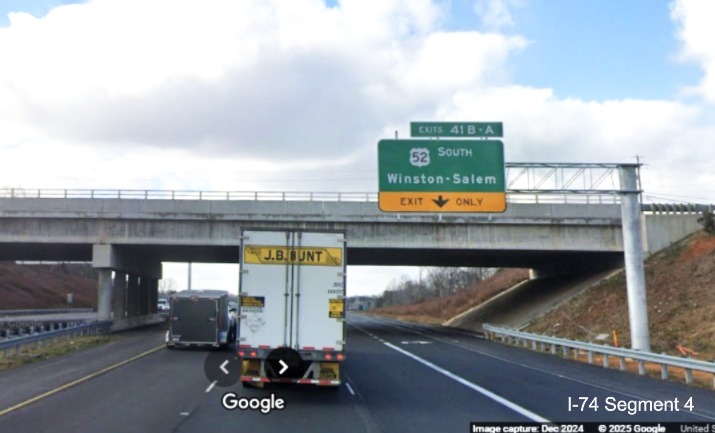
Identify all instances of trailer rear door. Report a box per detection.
[291,231,345,351]
[239,230,345,352]
[171,297,217,344]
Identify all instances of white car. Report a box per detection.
[157,298,170,312]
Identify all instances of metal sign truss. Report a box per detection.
[505,163,638,195]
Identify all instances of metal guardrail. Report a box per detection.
[0,188,622,204]
[0,188,380,202]
[0,321,113,357]
[3,187,714,209]
[0,308,94,317]
[641,203,714,214]
[483,324,715,388]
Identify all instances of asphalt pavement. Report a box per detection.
[0,314,713,433]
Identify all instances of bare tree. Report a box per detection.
[375,267,497,307]
[159,278,177,294]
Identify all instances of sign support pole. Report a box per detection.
[619,164,651,352]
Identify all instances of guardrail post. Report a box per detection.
[619,357,627,371]
[603,354,610,368]
[685,369,693,385]
[562,346,569,358]
[550,345,556,355]
[588,351,594,364]
[661,364,668,380]
[637,360,645,375]
[531,341,536,350]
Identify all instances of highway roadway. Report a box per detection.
[0,314,713,433]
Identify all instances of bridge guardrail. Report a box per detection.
[0,321,113,357]
[0,188,380,202]
[483,324,715,389]
[5,188,715,209]
[0,188,623,204]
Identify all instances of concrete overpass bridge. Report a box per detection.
[0,164,706,330]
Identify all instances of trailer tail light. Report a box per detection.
[238,351,245,357]
[337,353,344,361]
[325,353,332,360]
[250,351,257,358]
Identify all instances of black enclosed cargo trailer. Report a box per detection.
[166,290,234,349]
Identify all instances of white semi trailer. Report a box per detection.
[237,229,346,387]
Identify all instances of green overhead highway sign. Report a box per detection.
[410,121,503,138]
[377,139,506,212]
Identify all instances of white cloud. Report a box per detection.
[0,0,525,165]
[473,0,521,31]
[2,0,715,295]
[671,0,715,103]
[445,86,701,162]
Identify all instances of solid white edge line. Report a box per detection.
[345,382,356,396]
[357,316,715,422]
[383,341,550,423]
[205,380,217,393]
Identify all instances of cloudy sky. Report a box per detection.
[1,0,714,296]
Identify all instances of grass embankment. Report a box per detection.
[0,335,118,372]
[0,262,97,309]
[526,231,715,362]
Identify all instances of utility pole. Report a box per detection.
[619,164,651,351]
[188,262,192,291]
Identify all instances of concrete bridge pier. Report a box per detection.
[92,244,163,330]
[97,270,113,322]
[149,279,159,314]
[127,274,140,317]
[138,277,151,315]
[112,271,127,319]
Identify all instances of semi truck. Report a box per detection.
[165,289,235,349]
[237,229,346,387]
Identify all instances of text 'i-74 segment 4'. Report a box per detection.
[377,139,506,212]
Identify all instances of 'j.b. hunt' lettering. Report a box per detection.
[244,246,343,266]
[263,249,323,262]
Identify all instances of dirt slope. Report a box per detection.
[0,262,97,310]
[370,268,529,324]
[445,267,620,331]
[526,230,715,360]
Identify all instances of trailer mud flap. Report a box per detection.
[241,360,265,388]
[318,362,340,381]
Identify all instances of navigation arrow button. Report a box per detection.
[432,195,449,208]
[204,352,241,387]
[279,360,288,375]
